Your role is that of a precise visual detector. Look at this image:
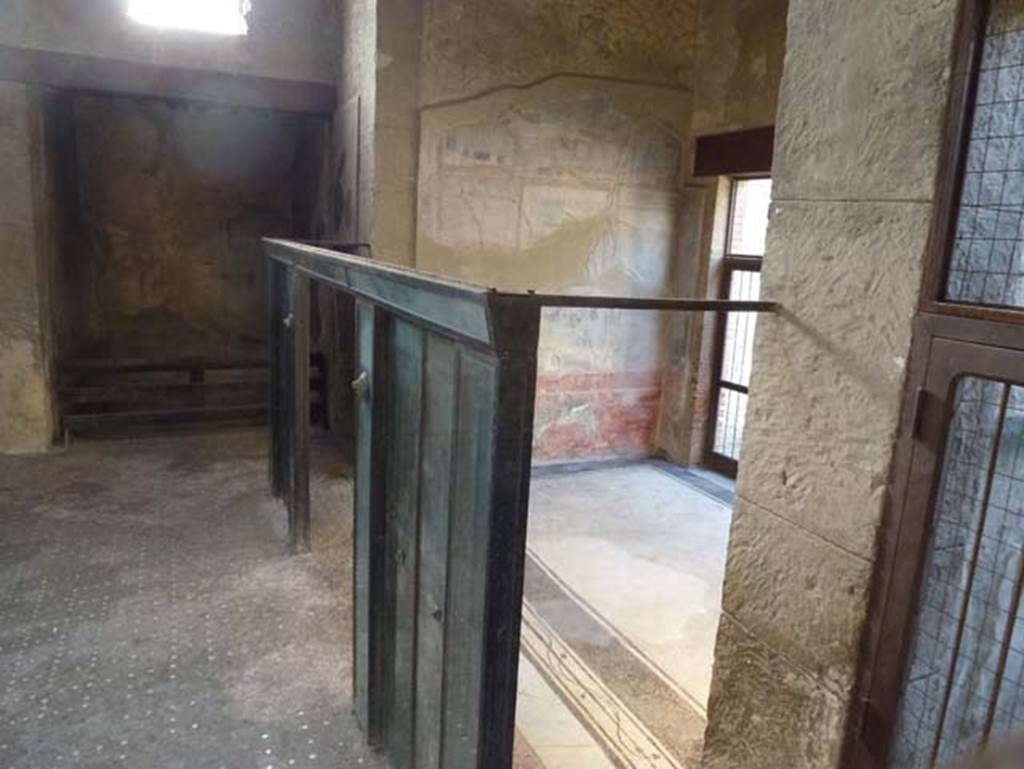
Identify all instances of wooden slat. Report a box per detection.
[387,319,426,768]
[442,350,498,769]
[415,334,458,769]
[63,405,266,431]
[526,296,777,313]
[289,272,312,554]
[60,381,266,405]
[353,301,392,745]
[59,358,267,374]
[268,259,287,499]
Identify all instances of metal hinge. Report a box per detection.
[912,387,928,440]
[912,386,946,450]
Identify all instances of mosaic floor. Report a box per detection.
[0,429,383,769]
[0,430,731,769]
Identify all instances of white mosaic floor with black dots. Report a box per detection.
[0,429,386,769]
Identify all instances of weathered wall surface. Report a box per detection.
[330,0,419,264]
[310,0,377,444]
[690,0,788,137]
[415,0,698,460]
[655,0,789,467]
[419,0,698,105]
[67,93,327,361]
[702,1,958,766]
[333,0,376,245]
[0,0,335,85]
[418,79,689,459]
[655,180,723,466]
[371,0,423,267]
[0,83,59,453]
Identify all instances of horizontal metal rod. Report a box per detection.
[298,240,373,252]
[528,296,779,313]
[264,240,780,319]
[716,380,751,395]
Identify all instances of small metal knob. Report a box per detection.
[351,371,370,398]
[282,313,294,329]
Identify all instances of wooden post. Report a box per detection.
[289,270,311,554]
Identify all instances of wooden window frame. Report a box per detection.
[847,1,1024,765]
[704,176,769,477]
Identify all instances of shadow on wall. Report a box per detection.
[59,92,328,361]
[417,78,690,461]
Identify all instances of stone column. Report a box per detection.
[702,1,960,766]
[0,82,58,454]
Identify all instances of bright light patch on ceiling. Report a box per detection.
[127,0,251,36]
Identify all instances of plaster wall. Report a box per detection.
[0,0,335,86]
[656,0,788,467]
[690,0,788,138]
[371,0,423,268]
[418,0,697,106]
[702,1,959,766]
[317,0,377,443]
[333,0,376,245]
[414,0,698,460]
[0,83,59,453]
[65,93,328,361]
[329,0,417,264]
[418,79,689,459]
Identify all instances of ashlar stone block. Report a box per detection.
[702,614,847,769]
[739,200,933,558]
[772,0,959,202]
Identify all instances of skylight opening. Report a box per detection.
[127,0,251,36]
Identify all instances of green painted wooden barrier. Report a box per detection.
[265,240,541,769]
[261,238,776,769]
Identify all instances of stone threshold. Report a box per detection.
[531,458,736,508]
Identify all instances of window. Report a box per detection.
[706,178,772,476]
[127,0,251,36]
[946,3,1024,310]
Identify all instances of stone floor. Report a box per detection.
[528,462,733,711]
[0,431,732,769]
[518,462,734,768]
[0,428,383,769]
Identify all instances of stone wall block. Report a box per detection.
[720,498,874,694]
[0,83,54,454]
[0,224,42,327]
[738,200,932,557]
[772,0,958,201]
[702,614,847,769]
[0,87,34,227]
